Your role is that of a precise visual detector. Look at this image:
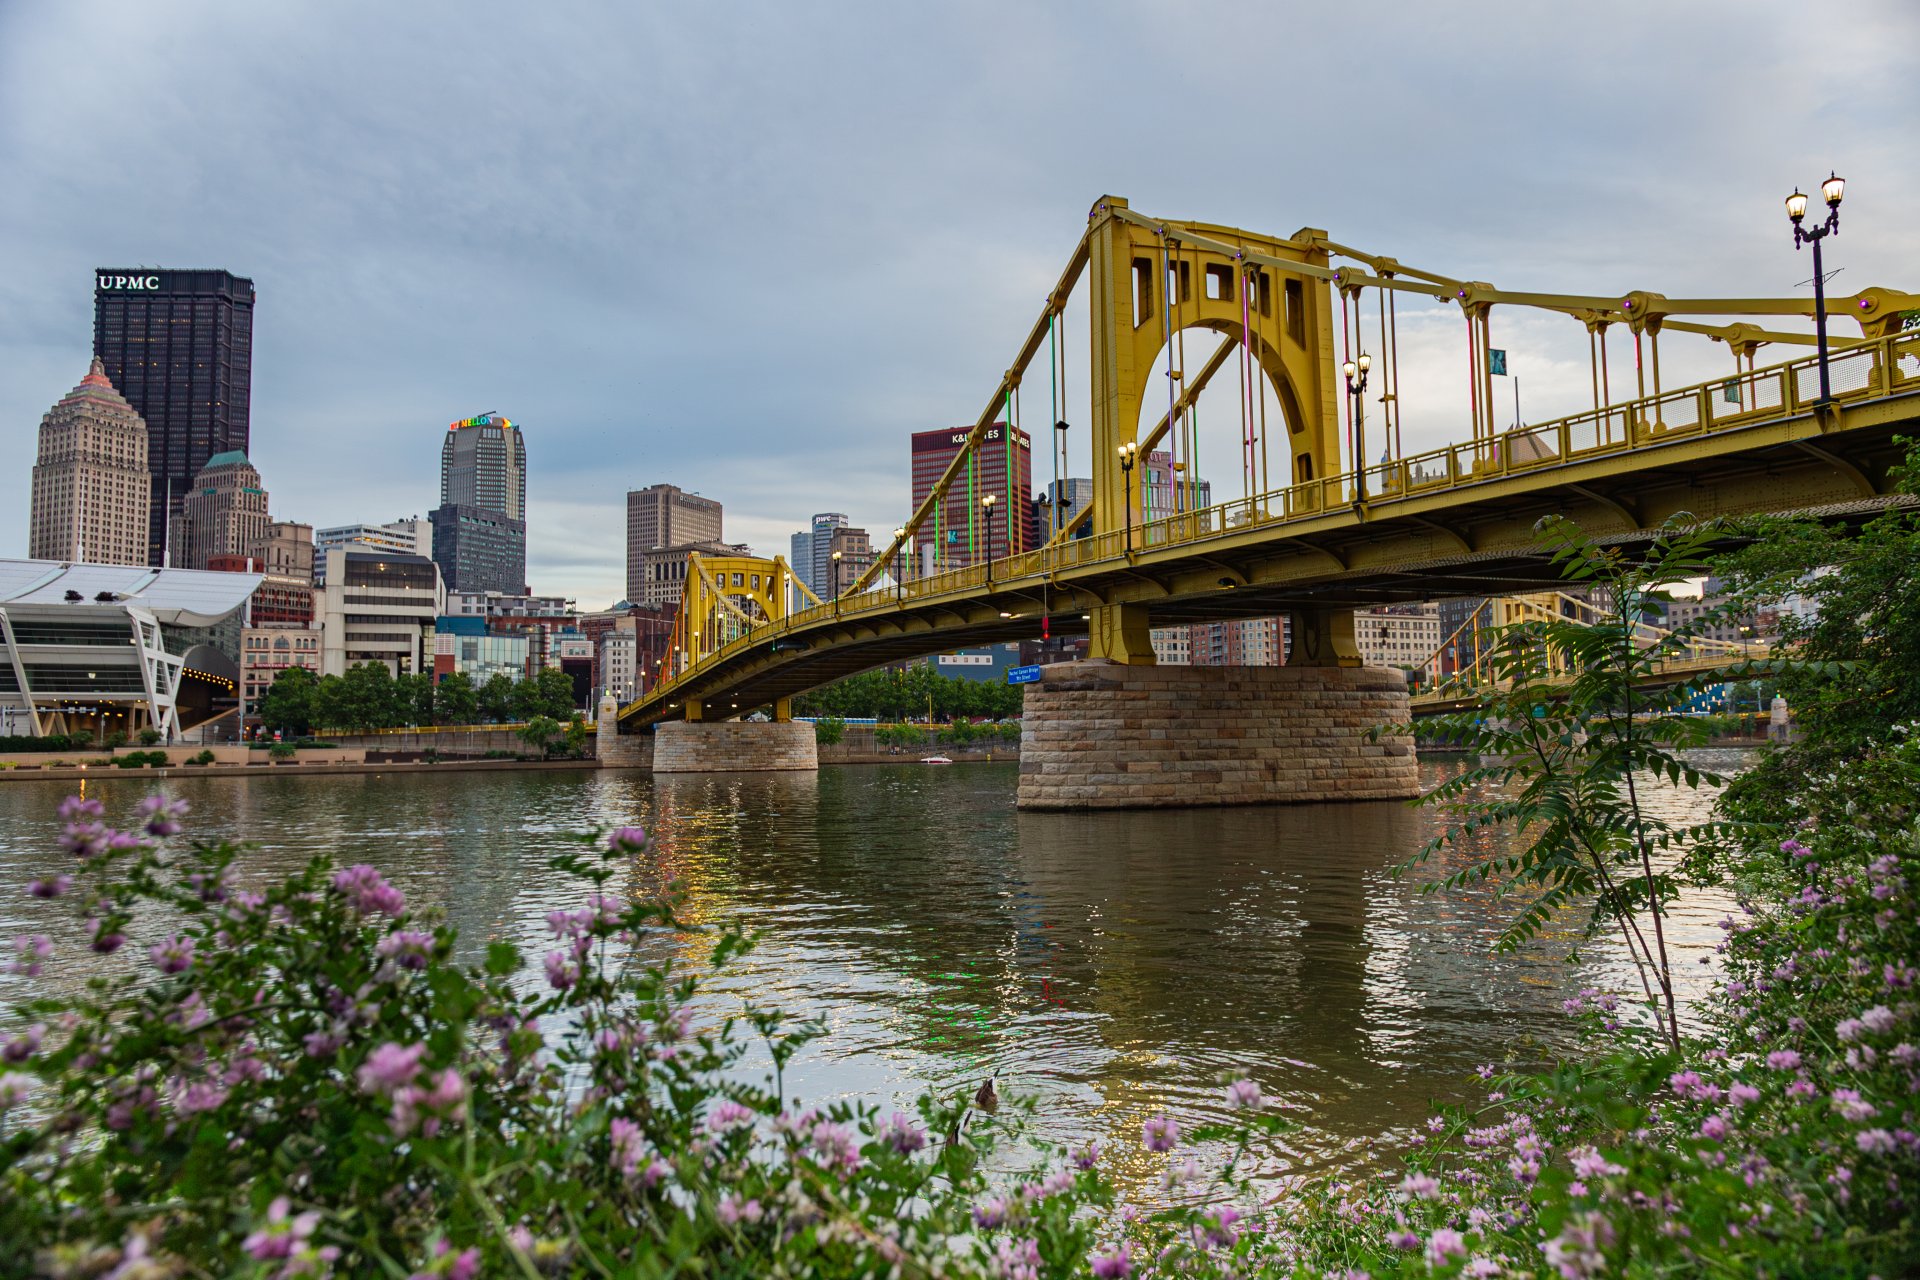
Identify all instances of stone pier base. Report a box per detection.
[596,694,652,769]
[652,720,818,773]
[1017,662,1418,810]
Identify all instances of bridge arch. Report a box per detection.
[1089,196,1342,538]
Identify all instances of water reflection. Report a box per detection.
[0,755,1742,1180]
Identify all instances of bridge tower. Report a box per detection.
[1084,196,1344,663]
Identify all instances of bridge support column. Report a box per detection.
[1088,602,1157,665]
[653,720,817,773]
[596,693,651,769]
[1288,606,1362,667]
[1017,661,1416,810]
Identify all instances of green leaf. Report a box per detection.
[485,940,521,976]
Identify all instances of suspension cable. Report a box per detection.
[1241,264,1255,499]
[1048,312,1059,535]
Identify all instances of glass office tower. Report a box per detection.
[92,269,256,566]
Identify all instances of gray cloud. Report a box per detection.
[3,0,1916,606]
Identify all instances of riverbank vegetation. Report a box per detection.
[794,665,1026,722]
[2,462,1918,1273]
[256,664,579,737]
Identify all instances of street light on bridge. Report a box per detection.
[830,549,843,614]
[893,527,907,602]
[1786,172,1846,405]
[1342,351,1373,503]
[1117,441,1138,556]
[980,494,997,586]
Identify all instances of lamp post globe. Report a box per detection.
[1116,443,1138,556]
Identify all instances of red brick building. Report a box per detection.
[910,423,1034,572]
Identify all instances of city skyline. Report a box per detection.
[2,3,1917,606]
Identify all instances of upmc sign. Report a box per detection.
[96,274,163,291]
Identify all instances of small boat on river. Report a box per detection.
[920,755,954,765]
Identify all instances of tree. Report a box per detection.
[1716,438,1920,781]
[435,671,478,726]
[518,715,561,758]
[340,662,401,732]
[563,713,591,759]
[311,674,349,733]
[400,672,436,727]
[478,674,517,724]
[1406,516,1760,1053]
[257,667,318,737]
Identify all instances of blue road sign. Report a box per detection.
[1007,664,1042,685]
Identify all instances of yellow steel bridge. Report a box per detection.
[621,195,1918,730]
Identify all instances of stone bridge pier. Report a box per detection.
[597,694,818,773]
[1017,607,1418,810]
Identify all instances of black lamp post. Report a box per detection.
[1787,172,1846,405]
[830,549,843,614]
[1054,420,1070,536]
[980,495,997,586]
[1117,441,1138,555]
[893,527,906,603]
[1342,351,1373,501]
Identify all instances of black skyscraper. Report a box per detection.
[92,269,255,566]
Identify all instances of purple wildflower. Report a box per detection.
[8,934,52,975]
[1090,1242,1133,1279]
[716,1193,763,1226]
[1426,1228,1467,1266]
[876,1110,927,1155]
[138,794,189,838]
[0,1072,32,1110]
[1399,1172,1441,1200]
[1142,1115,1180,1152]
[608,826,648,852]
[1766,1049,1802,1071]
[375,930,435,970]
[0,1024,43,1066]
[27,875,71,898]
[542,950,579,991]
[242,1196,325,1262]
[1831,1089,1877,1122]
[149,935,195,974]
[174,1080,230,1115]
[706,1099,755,1133]
[356,1041,426,1094]
[1225,1078,1262,1109]
[973,1196,1010,1229]
[1857,1128,1897,1155]
[332,865,406,917]
[1069,1140,1100,1169]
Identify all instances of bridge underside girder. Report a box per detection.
[623,394,1918,730]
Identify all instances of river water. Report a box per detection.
[0,755,1742,1183]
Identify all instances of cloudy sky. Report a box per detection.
[3,1,1915,606]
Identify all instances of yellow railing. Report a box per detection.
[639,329,1917,712]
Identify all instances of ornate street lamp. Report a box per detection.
[1786,172,1846,404]
[1342,351,1373,501]
[830,549,843,613]
[893,526,907,602]
[1117,441,1138,556]
[980,495,997,585]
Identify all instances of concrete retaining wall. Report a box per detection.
[653,721,818,773]
[1017,661,1418,810]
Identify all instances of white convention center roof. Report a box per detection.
[0,559,263,627]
